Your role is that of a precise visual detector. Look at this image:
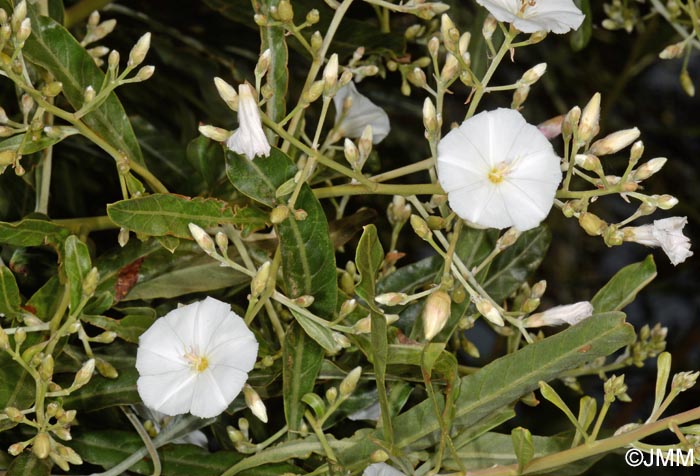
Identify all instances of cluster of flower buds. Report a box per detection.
[601,0,641,33]
[0,2,31,53]
[81,10,116,67]
[630,323,667,367]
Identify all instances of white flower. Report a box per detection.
[476,0,585,34]
[524,301,593,327]
[226,83,271,160]
[623,217,693,266]
[363,462,406,476]
[333,82,390,144]
[136,297,258,418]
[437,108,562,231]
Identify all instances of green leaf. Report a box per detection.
[291,309,338,354]
[22,12,145,165]
[81,311,156,344]
[276,185,337,316]
[511,426,535,473]
[355,224,385,306]
[107,194,262,239]
[26,276,62,321]
[218,436,327,476]
[0,219,69,248]
[0,128,79,155]
[62,367,140,411]
[0,354,35,411]
[482,226,551,301]
[63,235,92,311]
[337,312,635,467]
[225,148,297,207]
[591,255,657,312]
[260,0,288,128]
[282,323,324,434]
[0,265,21,318]
[6,453,52,476]
[571,0,592,51]
[186,135,224,190]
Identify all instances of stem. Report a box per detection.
[123,406,161,476]
[370,158,434,183]
[589,400,611,442]
[313,182,443,199]
[450,406,700,476]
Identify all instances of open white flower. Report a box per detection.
[623,217,693,266]
[136,297,258,418]
[333,82,390,144]
[226,83,271,160]
[437,108,562,231]
[476,0,585,34]
[363,463,406,476]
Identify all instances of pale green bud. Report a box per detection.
[134,65,155,81]
[423,97,438,134]
[188,223,216,255]
[270,204,290,224]
[422,290,451,340]
[339,299,357,319]
[407,67,427,88]
[255,49,271,78]
[323,54,339,95]
[343,138,360,170]
[4,406,23,422]
[633,157,667,181]
[339,366,362,396]
[578,212,607,236]
[72,359,95,389]
[578,93,601,143]
[243,384,268,423]
[459,32,471,55]
[475,299,504,326]
[32,433,51,459]
[589,128,640,156]
[440,53,459,82]
[127,32,151,68]
[95,358,118,379]
[410,214,431,240]
[15,18,31,44]
[251,261,271,297]
[82,267,99,298]
[482,14,497,41]
[520,63,546,85]
[214,77,239,111]
[375,292,408,306]
[198,124,231,142]
[659,41,685,60]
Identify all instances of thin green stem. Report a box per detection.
[313,182,443,199]
[589,400,611,442]
[123,406,161,476]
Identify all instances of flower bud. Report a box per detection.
[588,128,640,156]
[255,49,271,78]
[475,299,504,326]
[659,41,685,59]
[276,0,294,22]
[358,125,373,162]
[92,331,117,344]
[243,384,268,423]
[32,432,51,459]
[303,80,325,104]
[15,327,26,347]
[227,425,245,443]
[4,406,24,422]
[633,157,667,181]
[578,93,601,143]
[294,295,315,307]
[134,65,155,81]
[482,14,497,41]
[325,387,338,404]
[270,204,290,224]
[306,9,320,24]
[422,290,451,340]
[339,366,362,396]
[11,1,27,31]
[529,31,547,44]
[188,223,216,255]
[524,301,593,327]
[407,67,427,88]
[8,442,27,456]
[440,14,459,51]
[108,49,120,71]
[423,97,438,134]
[562,106,581,141]
[574,154,602,173]
[72,359,95,389]
[680,68,695,97]
[440,53,459,82]
[15,17,31,44]
[57,444,82,465]
[672,371,699,392]
[496,228,521,250]
[0,326,8,350]
[656,194,678,210]
[520,63,546,85]
[322,54,338,95]
[95,358,118,378]
[578,212,606,236]
[82,267,99,298]
[339,299,357,319]
[214,77,239,111]
[39,355,54,382]
[375,292,408,306]
[410,214,431,240]
[118,227,129,247]
[427,36,440,59]
[343,138,359,169]
[310,31,323,52]
[127,32,151,68]
[198,124,230,142]
[251,261,271,297]
[511,84,530,109]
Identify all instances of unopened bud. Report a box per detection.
[589,128,640,156]
[680,69,695,97]
[227,426,245,443]
[358,125,373,161]
[343,138,359,169]
[482,14,497,41]
[270,204,290,224]
[339,299,357,319]
[4,406,23,422]
[304,80,325,103]
[407,67,427,88]
[672,371,699,392]
[578,93,601,143]
[8,442,27,456]
[214,77,239,111]
[294,295,315,307]
[496,228,521,250]
[188,223,216,255]
[95,358,118,378]
[475,299,504,326]
[339,366,362,396]
[579,212,606,236]
[198,124,230,142]
[511,84,530,109]
[92,331,117,344]
[39,355,54,381]
[562,106,581,141]
[243,384,268,423]
[520,63,546,85]
[15,327,26,347]
[529,31,547,44]
[117,227,129,247]
[633,157,667,181]
[323,54,338,95]
[629,140,644,165]
[21,94,34,117]
[83,85,96,105]
[82,267,99,297]
[375,292,408,306]
[428,36,440,58]
[422,290,451,340]
[574,154,602,173]
[410,214,431,240]
[134,65,155,81]
[127,32,151,68]
[277,0,294,22]
[15,17,32,43]
[108,49,120,71]
[11,1,27,31]
[310,31,322,52]
[57,444,82,465]
[525,301,593,327]
[32,432,51,459]
[306,9,320,24]
[0,326,9,350]
[421,98,438,135]
[440,53,459,82]
[659,41,685,60]
[255,49,271,78]
[72,359,95,389]
[251,261,271,297]
[656,194,678,210]
[441,14,459,51]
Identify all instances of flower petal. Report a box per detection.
[333,82,390,143]
[137,369,197,416]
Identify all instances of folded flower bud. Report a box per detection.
[422,290,451,340]
[589,127,640,156]
[524,301,593,327]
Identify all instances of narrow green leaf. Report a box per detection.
[571,0,592,51]
[226,148,297,207]
[276,185,337,317]
[538,381,585,436]
[511,426,535,473]
[652,352,672,418]
[220,436,327,476]
[301,392,326,419]
[6,453,52,476]
[107,194,263,239]
[282,323,324,434]
[81,312,155,344]
[591,255,656,312]
[0,128,79,154]
[291,309,338,353]
[23,13,144,165]
[355,224,384,305]
[337,312,635,466]
[63,235,92,311]
[260,0,288,129]
[370,309,392,444]
[0,219,69,248]
[0,265,21,318]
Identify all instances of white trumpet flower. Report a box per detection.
[476,0,585,34]
[226,83,271,160]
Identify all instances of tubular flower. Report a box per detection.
[136,297,258,418]
[524,301,594,327]
[333,82,390,144]
[226,83,271,160]
[475,0,585,34]
[436,108,562,231]
[622,216,693,266]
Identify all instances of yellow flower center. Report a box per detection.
[184,349,209,373]
[488,162,511,184]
